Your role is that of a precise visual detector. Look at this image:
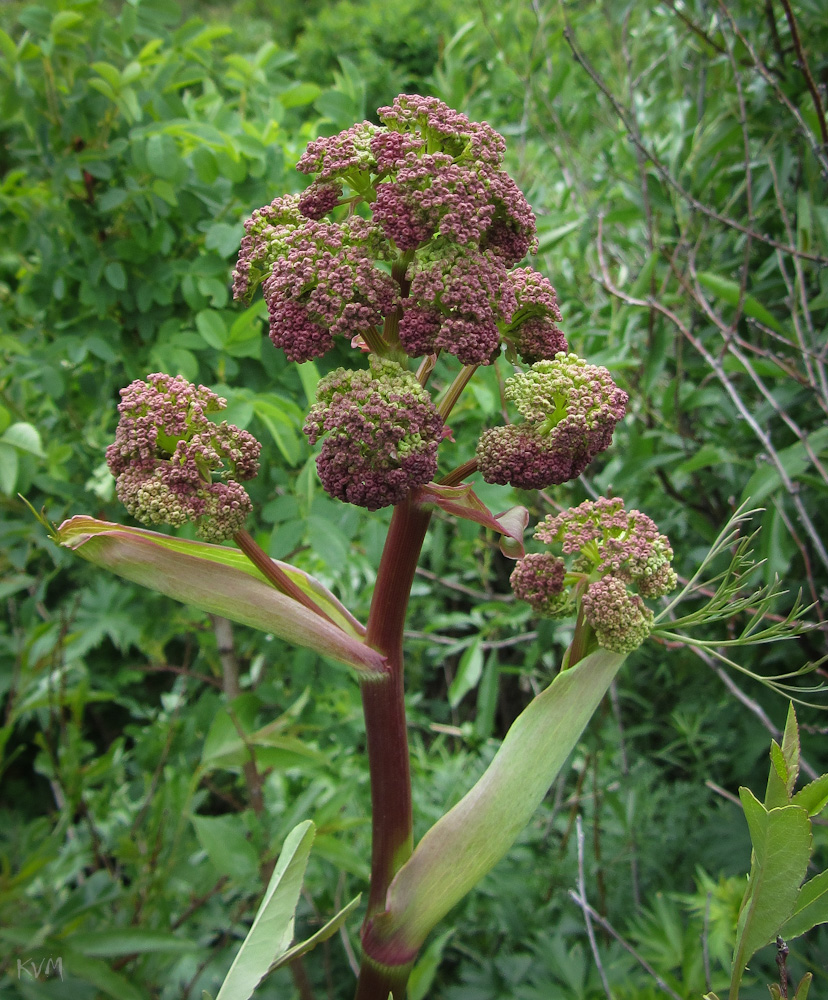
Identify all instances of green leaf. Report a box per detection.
[270,894,361,969]
[104,261,127,290]
[741,426,828,505]
[791,773,828,816]
[448,635,484,708]
[696,271,786,334]
[2,421,45,457]
[253,397,302,466]
[58,952,145,1000]
[205,221,245,258]
[215,821,315,1000]
[407,929,454,1000]
[372,649,626,953]
[278,82,323,109]
[779,869,828,940]
[63,929,200,957]
[55,516,383,674]
[297,360,321,406]
[193,814,259,882]
[0,29,18,67]
[0,443,18,495]
[195,309,229,349]
[50,11,83,34]
[732,789,812,986]
[146,133,180,180]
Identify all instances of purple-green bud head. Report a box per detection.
[261,217,399,363]
[509,552,571,617]
[232,194,303,303]
[105,374,261,542]
[503,268,568,363]
[513,498,677,653]
[303,357,444,510]
[400,243,517,365]
[580,577,654,654]
[535,497,678,598]
[476,353,628,489]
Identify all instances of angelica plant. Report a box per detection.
[50,94,822,1000]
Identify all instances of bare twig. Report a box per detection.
[568,885,684,1000]
[776,0,828,146]
[574,816,612,999]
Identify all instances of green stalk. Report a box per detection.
[355,496,432,1000]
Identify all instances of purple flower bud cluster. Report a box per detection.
[511,497,677,654]
[476,354,628,489]
[105,374,261,543]
[536,497,678,598]
[303,357,444,510]
[509,552,570,617]
[232,195,303,302]
[262,217,400,363]
[296,122,381,182]
[504,268,568,363]
[377,94,506,166]
[400,244,517,365]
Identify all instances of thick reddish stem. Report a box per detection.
[355,496,431,998]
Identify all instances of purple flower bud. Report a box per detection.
[400,243,517,365]
[377,95,506,166]
[106,374,260,542]
[509,552,570,617]
[476,354,628,489]
[303,357,444,510]
[503,268,567,363]
[298,181,343,220]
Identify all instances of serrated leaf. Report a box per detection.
[55,517,382,674]
[215,821,315,1000]
[791,773,828,816]
[733,789,812,985]
[779,869,828,940]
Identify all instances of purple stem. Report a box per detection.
[355,495,432,999]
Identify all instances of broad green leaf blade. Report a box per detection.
[193,814,259,882]
[367,649,625,960]
[779,869,828,940]
[733,789,812,984]
[56,517,384,675]
[448,636,484,708]
[696,270,786,334]
[216,821,315,1000]
[271,894,361,970]
[63,929,200,957]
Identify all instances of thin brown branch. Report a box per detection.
[562,25,828,263]
[777,0,828,145]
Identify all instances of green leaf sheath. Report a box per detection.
[363,648,626,964]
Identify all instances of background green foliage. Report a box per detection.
[1,0,826,997]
